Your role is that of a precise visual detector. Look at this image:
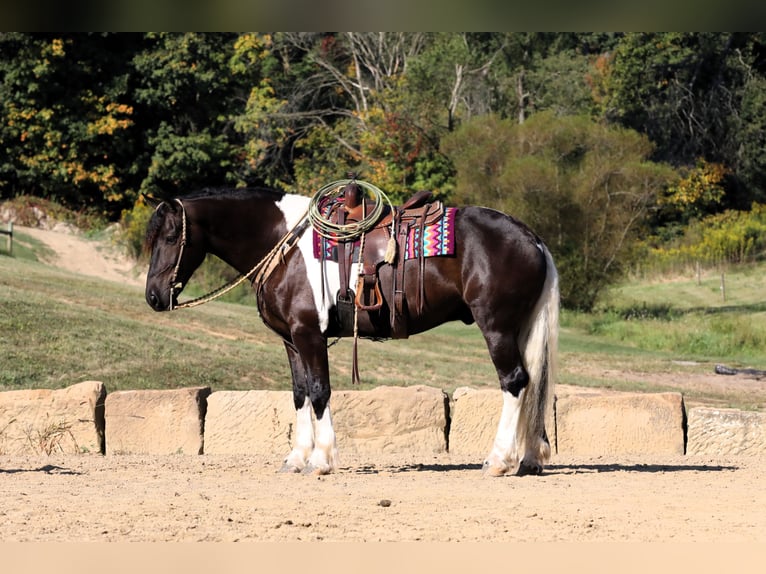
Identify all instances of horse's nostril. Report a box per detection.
[148,291,159,309]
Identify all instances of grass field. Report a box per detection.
[2,235,765,409]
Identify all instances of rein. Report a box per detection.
[167,198,310,311]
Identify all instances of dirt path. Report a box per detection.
[1,451,765,542]
[17,225,146,287]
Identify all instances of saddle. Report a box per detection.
[322,183,445,341]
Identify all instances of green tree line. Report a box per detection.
[2,32,765,310]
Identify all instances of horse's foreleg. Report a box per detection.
[291,332,338,476]
[281,396,315,473]
[305,400,338,475]
[280,343,315,473]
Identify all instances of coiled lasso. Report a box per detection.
[308,179,394,241]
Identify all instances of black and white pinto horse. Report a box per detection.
[144,187,559,476]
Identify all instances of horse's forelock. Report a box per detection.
[143,204,168,254]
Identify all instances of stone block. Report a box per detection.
[104,387,210,455]
[332,385,449,455]
[555,392,685,455]
[0,381,105,455]
[687,407,766,456]
[204,385,449,457]
[203,390,295,455]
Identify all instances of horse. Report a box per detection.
[143,185,559,476]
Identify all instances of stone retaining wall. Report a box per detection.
[0,381,105,455]
[1,381,764,458]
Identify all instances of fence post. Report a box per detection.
[1,221,12,256]
[720,271,726,302]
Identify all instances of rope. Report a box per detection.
[308,179,394,241]
[168,199,188,311]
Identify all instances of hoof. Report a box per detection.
[482,460,510,477]
[278,462,303,474]
[516,459,544,476]
[301,462,332,476]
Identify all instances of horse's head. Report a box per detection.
[144,197,207,311]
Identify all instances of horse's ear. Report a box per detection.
[143,194,162,210]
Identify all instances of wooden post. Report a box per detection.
[720,271,726,302]
[1,221,11,256]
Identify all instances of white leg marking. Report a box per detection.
[307,404,339,475]
[282,397,314,472]
[484,390,523,476]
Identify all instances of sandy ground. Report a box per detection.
[2,452,766,542]
[4,226,766,544]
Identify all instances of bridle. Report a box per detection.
[167,198,187,311]
[161,197,310,311]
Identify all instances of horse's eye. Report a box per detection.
[165,235,178,245]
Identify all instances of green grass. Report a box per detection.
[2,245,766,410]
[590,263,766,364]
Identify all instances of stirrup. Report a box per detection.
[354,275,383,311]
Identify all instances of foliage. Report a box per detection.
[658,159,726,222]
[130,32,261,197]
[603,32,766,208]
[118,196,153,259]
[643,203,766,274]
[0,33,141,216]
[442,111,676,310]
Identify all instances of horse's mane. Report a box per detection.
[182,186,286,202]
[143,186,288,252]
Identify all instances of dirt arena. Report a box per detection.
[1,451,764,542]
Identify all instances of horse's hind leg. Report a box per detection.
[477,323,534,477]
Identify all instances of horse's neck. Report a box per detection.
[199,193,306,275]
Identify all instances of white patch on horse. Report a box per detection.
[283,396,314,471]
[308,405,339,473]
[276,193,358,333]
[484,390,523,475]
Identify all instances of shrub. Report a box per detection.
[642,203,766,275]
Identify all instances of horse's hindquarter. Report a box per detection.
[454,207,548,319]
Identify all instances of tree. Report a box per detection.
[130,32,258,197]
[733,60,766,206]
[0,33,142,217]
[442,111,677,310]
[271,33,451,199]
[603,33,766,210]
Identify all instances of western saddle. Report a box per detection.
[318,182,445,342]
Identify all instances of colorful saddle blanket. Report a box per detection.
[312,207,457,262]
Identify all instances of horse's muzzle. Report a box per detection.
[146,288,163,311]
[146,288,175,312]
